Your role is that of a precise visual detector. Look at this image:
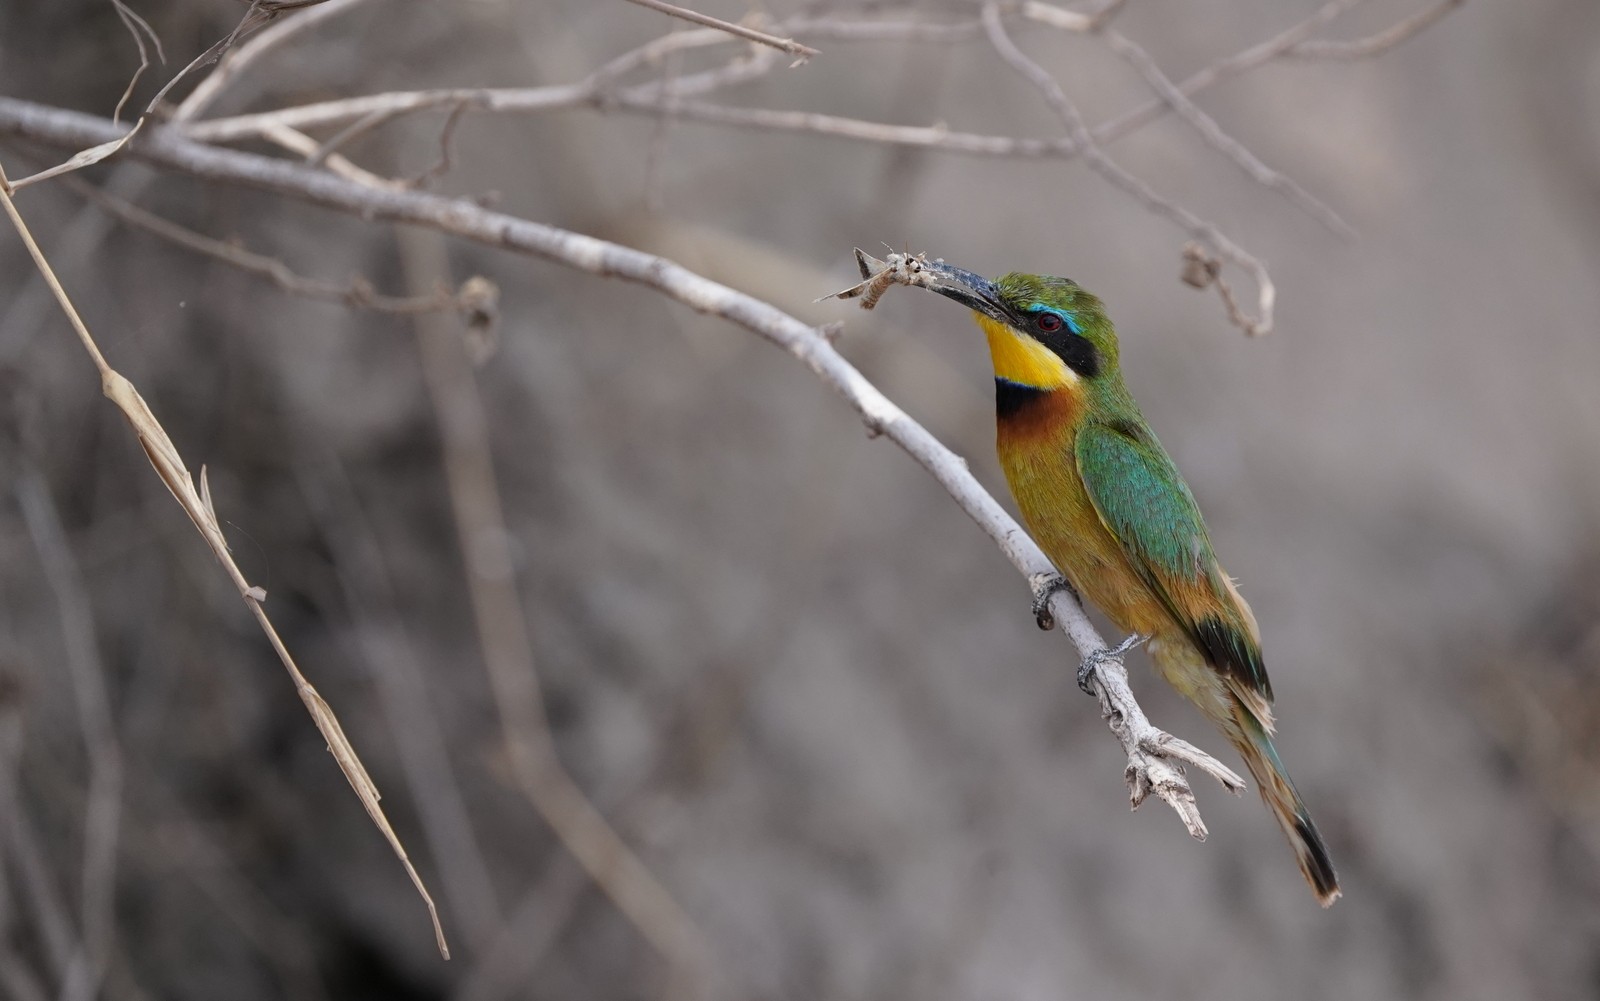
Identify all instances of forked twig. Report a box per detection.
[623,0,820,63]
[1099,27,1354,239]
[980,4,1278,335]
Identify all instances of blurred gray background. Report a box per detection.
[3,1,1600,999]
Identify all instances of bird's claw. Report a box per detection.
[1029,572,1076,630]
[1077,633,1146,696]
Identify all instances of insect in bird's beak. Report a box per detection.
[821,249,1015,325]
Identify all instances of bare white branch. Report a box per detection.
[0,99,1248,834]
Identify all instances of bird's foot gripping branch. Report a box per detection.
[1078,632,1148,698]
[1027,570,1077,632]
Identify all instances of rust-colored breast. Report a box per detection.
[995,390,1178,639]
[994,379,1081,442]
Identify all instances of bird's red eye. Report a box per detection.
[1036,312,1065,333]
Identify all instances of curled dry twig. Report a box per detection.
[108,0,165,125]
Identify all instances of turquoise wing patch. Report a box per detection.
[1075,421,1212,582]
[1075,421,1271,697]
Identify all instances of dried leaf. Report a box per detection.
[6,124,145,192]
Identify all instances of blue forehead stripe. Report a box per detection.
[1027,302,1080,335]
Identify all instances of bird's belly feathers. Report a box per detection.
[997,409,1174,639]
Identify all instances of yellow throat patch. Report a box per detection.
[974,312,1078,391]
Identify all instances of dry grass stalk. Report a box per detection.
[0,159,449,959]
[397,227,712,986]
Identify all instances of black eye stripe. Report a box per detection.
[1046,333,1100,378]
[1015,301,1097,376]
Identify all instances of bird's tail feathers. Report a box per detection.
[1230,694,1341,906]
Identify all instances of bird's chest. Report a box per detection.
[995,396,1167,634]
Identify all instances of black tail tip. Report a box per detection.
[1294,815,1342,906]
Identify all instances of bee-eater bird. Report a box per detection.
[916,260,1339,905]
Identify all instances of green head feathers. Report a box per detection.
[920,262,1119,382]
[991,272,1118,380]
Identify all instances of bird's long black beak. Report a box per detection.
[917,260,1014,327]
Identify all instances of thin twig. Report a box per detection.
[257,122,405,188]
[109,0,166,125]
[609,96,1078,154]
[128,782,331,1000]
[622,0,819,62]
[6,0,287,190]
[642,30,686,211]
[169,1,1455,183]
[980,4,1277,334]
[0,686,82,988]
[788,14,982,43]
[1100,27,1355,238]
[608,2,1364,159]
[1019,0,1127,33]
[59,174,490,317]
[169,0,374,123]
[1288,0,1464,59]
[587,23,747,90]
[452,856,589,1001]
[406,101,471,189]
[15,470,124,1001]
[0,100,1245,835]
[306,108,400,167]
[1092,0,1365,147]
[397,226,714,986]
[180,36,776,145]
[177,9,986,145]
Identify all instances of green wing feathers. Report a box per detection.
[1075,421,1271,698]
